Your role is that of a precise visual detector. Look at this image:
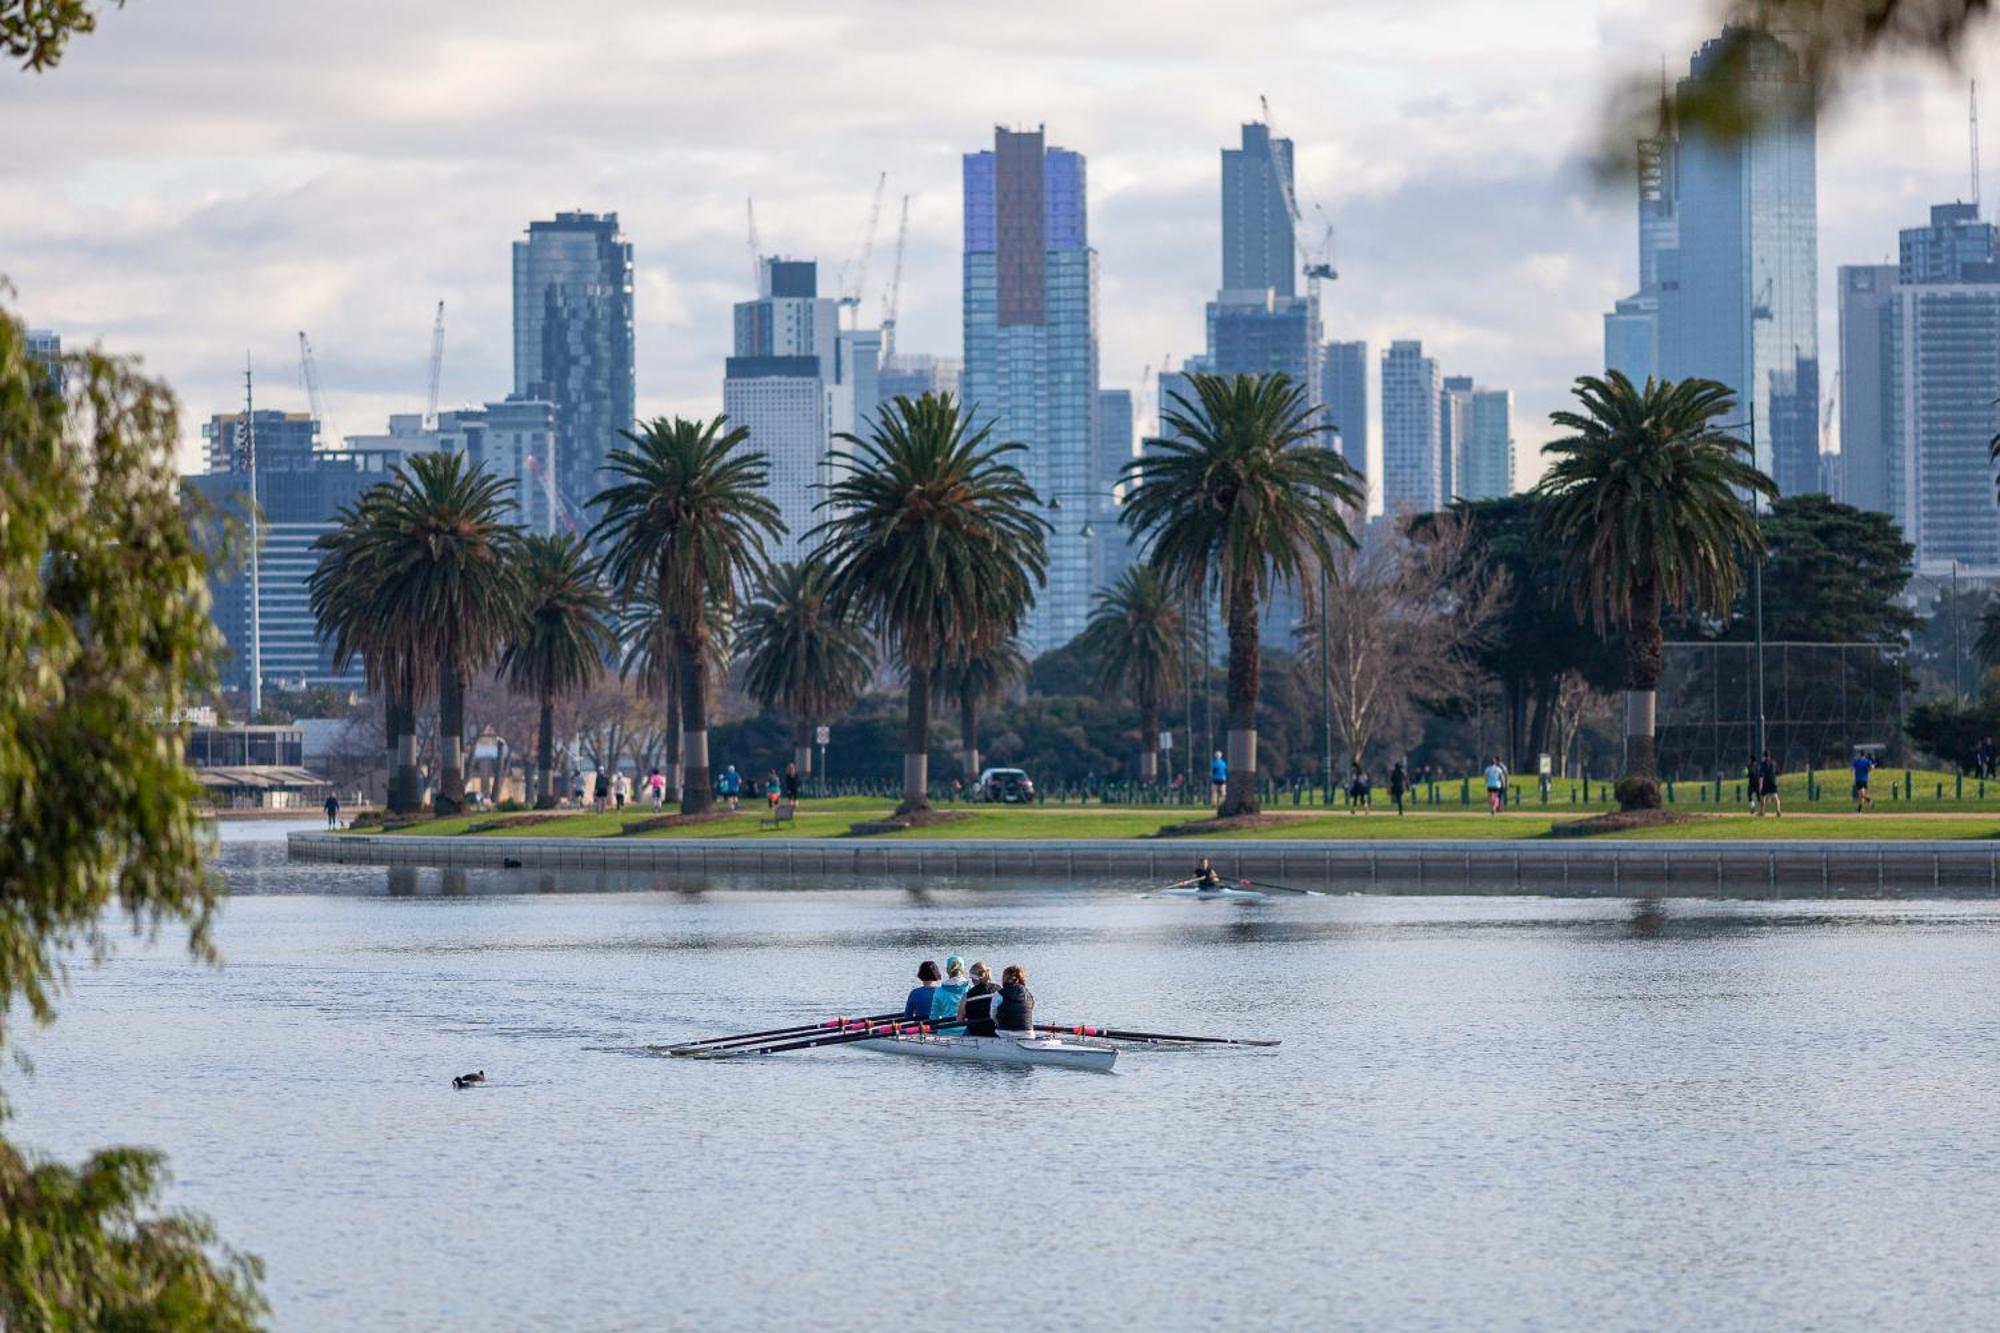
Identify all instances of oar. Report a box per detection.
[1237,878,1324,897]
[1037,1022,1280,1048]
[661,1011,903,1054]
[1138,876,1202,898]
[678,1016,967,1059]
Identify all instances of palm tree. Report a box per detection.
[1121,372,1362,817]
[310,483,430,814]
[366,452,527,815]
[590,415,782,814]
[500,533,615,808]
[812,393,1048,816]
[614,586,735,803]
[1076,565,1184,784]
[737,560,874,781]
[1537,371,1775,808]
[935,634,1027,781]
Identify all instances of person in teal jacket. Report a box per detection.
[933,955,972,1021]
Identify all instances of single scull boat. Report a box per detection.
[1152,885,1266,900]
[853,1031,1117,1072]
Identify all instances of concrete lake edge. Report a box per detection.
[287,831,2000,897]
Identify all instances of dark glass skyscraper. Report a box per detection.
[512,212,635,522]
[1656,29,1819,495]
[963,126,1099,654]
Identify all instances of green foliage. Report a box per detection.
[737,560,873,733]
[1,0,119,73]
[1906,695,2000,769]
[501,533,612,704]
[0,1142,267,1330]
[0,308,267,1325]
[1726,493,1916,643]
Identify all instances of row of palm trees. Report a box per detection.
[308,366,1774,820]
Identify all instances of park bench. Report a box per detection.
[759,800,797,830]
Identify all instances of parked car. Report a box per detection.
[976,767,1036,803]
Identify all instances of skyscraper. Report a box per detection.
[1440,374,1474,502]
[1380,341,1440,515]
[963,126,1100,654]
[1320,340,1368,478]
[512,211,635,522]
[1201,124,1319,401]
[1656,29,1819,495]
[1438,377,1514,502]
[1602,119,1678,381]
[1837,264,1899,515]
[724,258,843,561]
[1096,388,1137,584]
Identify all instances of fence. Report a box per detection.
[1657,640,1906,778]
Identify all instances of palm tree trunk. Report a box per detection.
[795,719,813,778]
[391,668,420,815]
[958,692,979,781]
[535,682,556,809]
[664,687,682,801]
[1622,575,1665,808]
[677,627,712,814]
[1218,576,1261,818]
[436,663,466,816]
[899,642,932,815]
[1139,691,1160,784]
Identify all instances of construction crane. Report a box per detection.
[296,331,336,446]
[1258,95,1338,300]
[423,301,446,430]
[839,172,888,327]
[523,451,579,535]
[746,197,763,293]
[879,195,910,361]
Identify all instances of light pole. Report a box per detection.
[1320,556,1332,804]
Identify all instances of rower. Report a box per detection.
[935,955,972,1021]
[960,961,1000,1037]
[1194,857,1224,889]
[994,964,1035,1034]
[902,960,943,1021]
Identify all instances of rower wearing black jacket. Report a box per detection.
[959,961,1001,1037]
[994,964,1034,1034]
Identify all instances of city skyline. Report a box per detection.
[5,0,1993,485]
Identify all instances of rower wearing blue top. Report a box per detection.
[935,956,972,1020]
[902,960,943,1021]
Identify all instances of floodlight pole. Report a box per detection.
[1751,404,1766,760]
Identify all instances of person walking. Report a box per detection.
[1388,759,1408,816]
[1484,756,1507,815]
[763,770,782,813]
[1347,761,1371,814]
[1209,751,1228,804]
[720,764,742,811]
[593,770,609,812]
[1851,750,1875,811]
[324,793,340,828]
[1756,750,1783,817]
[781,762,801,802]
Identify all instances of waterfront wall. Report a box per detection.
[288,832,2000,897]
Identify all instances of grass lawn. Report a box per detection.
[354,791,2000,842]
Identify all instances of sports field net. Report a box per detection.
[1657,641,1906,778]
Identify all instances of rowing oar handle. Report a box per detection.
[693,1016,970,1058]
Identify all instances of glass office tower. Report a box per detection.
[963,126,1100,654]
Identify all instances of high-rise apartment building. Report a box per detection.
[963,126,1100,654]
[876,354,962,410]
[1837,264,1900,516]
[1199,124,1319,404]
[1380,341,1441,515]
[202,409,319,475]
[724,258,846,561]
[344,400,561,534]
[1899,201,1996,282]
[1439,377,1514,502]
[1603,124,1678,381]
[1440,374,1473,502]
[512,211,635,522]
[1096,389,1137,583]
[1656,29,1819,495]
[26,328,61,391]
[1320,340,1368,478]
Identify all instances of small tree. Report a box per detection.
[500,533,614,807]
[1076,566,1183,782]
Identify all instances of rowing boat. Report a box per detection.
[854,1032,1117,1072]
[1153,885,1266,901]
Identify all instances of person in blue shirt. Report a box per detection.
[719,764,741,810]
[1851,751,1875,811]
[934,955,972,1020]
[1209,751,1228,804]
[902,960,943,1022]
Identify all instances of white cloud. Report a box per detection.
[0,0,1994,478]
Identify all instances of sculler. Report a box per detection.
[960,962,1000,1037]
[1193,857,1225,889]
[902,960,944,1021]
[935,955,972,1021]
[995,964,1035,1034]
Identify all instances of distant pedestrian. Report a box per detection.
[720,765,742,810]
[571,771,585,807]
[1347,762,1371,813]
[593,770,609,812]
[1484,756,1507,815]
[324,793,340,828]
[1755,750,1782,817]
[1388,760,1407,816]
[782,762,801,801]
[648,768,665,808]
[764,770,781,811]
[1851,750,1875,811]
[1209,751,1228,804]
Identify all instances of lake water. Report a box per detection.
[10,821,2000,1330]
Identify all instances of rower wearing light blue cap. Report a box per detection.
[933,955,972,1021]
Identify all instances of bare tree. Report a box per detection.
[1301,512,1505,773]
[1552,673,1619,779]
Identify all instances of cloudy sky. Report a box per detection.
[3,0,1996,489]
